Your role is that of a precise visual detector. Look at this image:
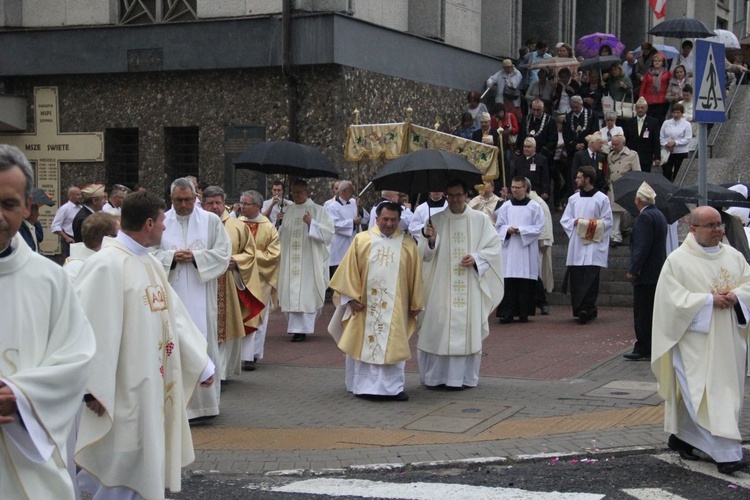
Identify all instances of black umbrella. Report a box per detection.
[371,149,483,193]
[578,55,621,73]
[613,171,689,223]
[648,18,713,39]
[233,141,339,178]
[719,182,750,194]
[671,184,750,208]
[31,187,55,206]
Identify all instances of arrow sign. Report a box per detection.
[694,40,726,123]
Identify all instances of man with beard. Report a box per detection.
[560,165,612,324]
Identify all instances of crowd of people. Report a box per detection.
[456,37,750,215]
[4,35,750,495]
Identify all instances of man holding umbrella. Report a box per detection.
[624,182,667,361]
[418,179,504,389]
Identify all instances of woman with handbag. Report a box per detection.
[659,103,692,182]
[602,63,634,127]
[639,53,671,125]
[525,68,555,114]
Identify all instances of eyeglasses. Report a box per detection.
[691,222,725,230]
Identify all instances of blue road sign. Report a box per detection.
[694,39,726,123]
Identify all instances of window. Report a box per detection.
[717,17,729,30]
[105,128,140,188]
[165,126,199,184]
[119,0,197,25]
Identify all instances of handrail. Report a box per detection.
[677,70,746,188]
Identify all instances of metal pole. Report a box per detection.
[698,123,708,207]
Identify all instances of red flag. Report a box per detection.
[649,0,666,19]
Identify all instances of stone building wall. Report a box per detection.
[3,64,467,205]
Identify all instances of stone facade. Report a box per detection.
[3,65,466,206]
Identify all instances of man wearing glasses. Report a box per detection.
[652,206,750,475]
[417,179,504,389]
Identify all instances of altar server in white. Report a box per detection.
[76,190,215,498]
[0,145,95,500]
[326,180,368,278]
[495,177,545,323]
[560,165,612,324]
[409,192,447,239]
[418,179,504,388]
[152,177,230,419]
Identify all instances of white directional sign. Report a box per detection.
[694,40,726,123]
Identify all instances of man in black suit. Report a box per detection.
[471,111,500,146]
[624,182,667,360]
[514,99,557,198]
[623,97,661,173]
[511,137,550,200]
[570,132,607,196]
[563,96,598,160]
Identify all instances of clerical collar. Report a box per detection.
[701,244,721,254]
[116,231,150,256]
[510,197,530,206]
[426,198,445,208]
[579,187,597,197]
[176,213,190,222]
[336,196,351,205]
[0,242,12,258]
[246,214,263,222]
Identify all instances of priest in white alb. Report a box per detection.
[152,177,230,419]
[75,191,215,498]
[560,165,612,324]
[277,179,334,342]
[202,186,264,382]
[328,202,423,401]
[0,145,95,500]
[325,180,367,279]
[239,190,281,369]
[418,179,504,388]
[495,176,544,323]
[652,206,750,475]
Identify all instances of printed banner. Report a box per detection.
[344,123,498,179]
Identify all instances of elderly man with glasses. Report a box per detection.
[652,206,750,475]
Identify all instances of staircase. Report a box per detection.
[543,82,750,309]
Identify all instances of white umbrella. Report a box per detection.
[707,29,740,49]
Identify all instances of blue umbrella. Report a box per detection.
[634,44,680,61]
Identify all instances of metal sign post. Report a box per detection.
[693,40,727,206]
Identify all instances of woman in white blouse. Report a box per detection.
[599,111,624,154]
[660,102,692,182]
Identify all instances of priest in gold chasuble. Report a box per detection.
[328,202,423,400]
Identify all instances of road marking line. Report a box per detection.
[653,453,750,488]
[271,478,604,499]
[621,488,687,499]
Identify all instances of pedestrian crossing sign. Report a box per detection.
[694,40,726,123]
